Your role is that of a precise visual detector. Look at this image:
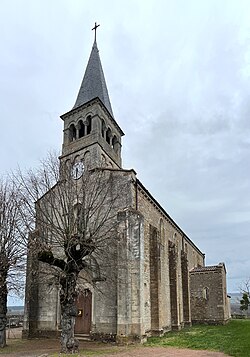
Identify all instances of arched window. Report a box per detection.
[112,135,118,151]
[86,115,92,135]
[78,120,85,138]
[203,287,209,300]
[84,151,90,168]
[69,124,76,142]
[101,119,106,138]
[106,128,112,145]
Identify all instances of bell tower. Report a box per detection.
[60,26,124,170]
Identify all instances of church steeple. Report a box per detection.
[60,27,123,170]
[72,39,114,117]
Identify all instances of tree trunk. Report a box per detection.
[0,321,6,349]
[60,272,79,353]
[0,277,7,348]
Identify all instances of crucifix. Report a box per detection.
[92,22,100,42]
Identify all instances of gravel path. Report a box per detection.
[3,345,231,357]
[98,346,230,357]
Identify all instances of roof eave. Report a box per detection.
[60,97,124,136]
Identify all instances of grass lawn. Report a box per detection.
[145,320,250,357]
[1,321,249,356]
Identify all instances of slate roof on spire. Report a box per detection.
[72,40,114,117]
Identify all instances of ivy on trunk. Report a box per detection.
[0,177,27,349]
[0,275,7,348]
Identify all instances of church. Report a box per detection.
[23,28,231,342]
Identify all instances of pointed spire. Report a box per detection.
[72,39,114,117]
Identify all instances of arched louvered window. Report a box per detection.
[69,124,76,142]
[86,115,92,135]
[106,128,112,145]
[101,119,106,138]
[78,120,85,138]
[112,135,117,150]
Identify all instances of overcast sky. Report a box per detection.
[1,0,250,303]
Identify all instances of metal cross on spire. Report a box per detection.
[92,22,100,42]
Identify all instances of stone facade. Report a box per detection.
[23,38,230,341]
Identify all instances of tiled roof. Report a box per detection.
[190,263,224,273]
[73,40,114,117]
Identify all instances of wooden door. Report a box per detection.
[75,289,92,334]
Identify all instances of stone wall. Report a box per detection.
[168,241,178,329]
[116,209,145,343]
[136,181,204,333]
[149,225,160,331]
[181,251,191,326]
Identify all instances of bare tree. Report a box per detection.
[18,153,129,353]
[0,176,27,348]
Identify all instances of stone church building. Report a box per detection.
[23,34,230,341]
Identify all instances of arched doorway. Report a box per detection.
[75,289,92,334]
